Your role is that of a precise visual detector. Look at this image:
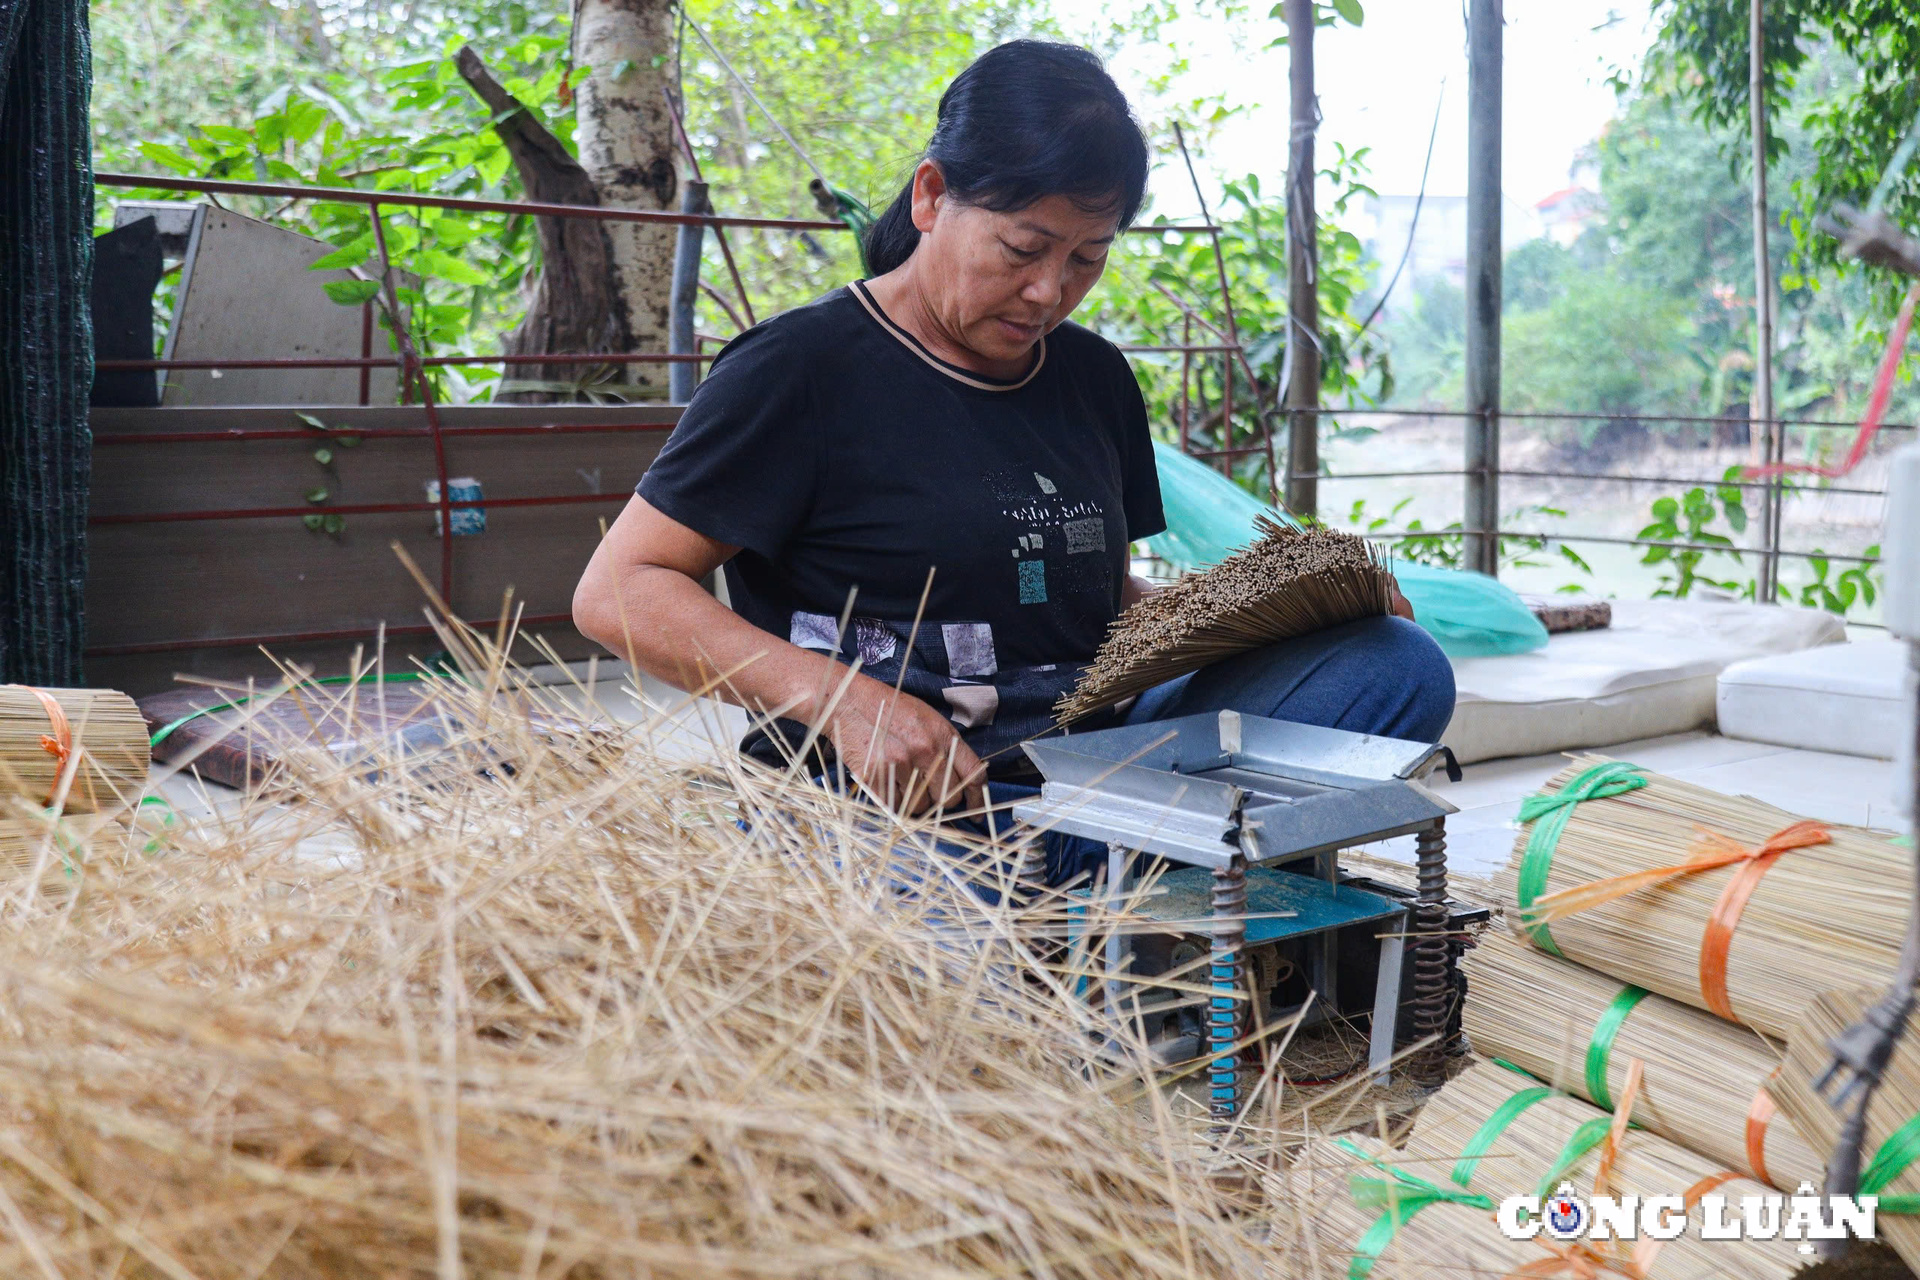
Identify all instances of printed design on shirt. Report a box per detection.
[783,610,1102,765]
[789,612,896,666]
[1063,516,1104,554]
[1034,472,1058,494]
[1017,559,1048,604]
[789,611,841,652]
[941,622,997,678]
[940,682,1000,728]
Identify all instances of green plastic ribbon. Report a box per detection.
[1514,761,1650,956]
[1336,1138,1496,1280]
[1451,1085,1554,1188]
[1585,985,1649,1111]
[1533,1116,1616,1201]
[1858,1111,1920,1215]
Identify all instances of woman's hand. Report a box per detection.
[827,674,988,817]
[1386,575,1415,621]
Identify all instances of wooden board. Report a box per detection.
[88,404,677,693]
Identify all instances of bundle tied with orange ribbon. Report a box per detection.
[1490,754,1907,1041]
[0,685,149,815]
[1773,986,1920,1278]
[1397,1058,1803,1278]
[1462,930,1823,1191]
[1272,1120,1796,1280]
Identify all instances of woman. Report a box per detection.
[574,40,1454,885]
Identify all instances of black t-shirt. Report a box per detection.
[638,281,1165,775]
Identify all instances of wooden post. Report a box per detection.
[1464,0,1503,576]
[1284,0,1320,518]
[1750,0,1781,601]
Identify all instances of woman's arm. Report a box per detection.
[573,494,986,814]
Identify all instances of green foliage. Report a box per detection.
[1651,1,1920,315]
[1797,544,1880,614]
[1503,274,1698,438]
[1634,466,1750,599]
[1342,496,1593,589]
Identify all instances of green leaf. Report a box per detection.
[310,237,372,271]
[336,434,361,449]
[1650,496,1678,520]
[416,249,488,286]
[304,487,329,504]
[1331,0,1364,25]
[137,142,196,175]
[295,412,327,431]
[198,123,255,148]
[302,513,324,532]
[322,514,346,535]
[322,279,382,306]
[312,447,334,466]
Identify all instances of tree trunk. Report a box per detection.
[572,0,679,399]
[456,46,627,404]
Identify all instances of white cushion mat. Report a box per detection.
[1717,638,1905,760]
[1443,599,1844,765]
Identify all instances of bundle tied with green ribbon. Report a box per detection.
[1463,928,1825,1190]
[1776,985,1920,1277]
[1492,754,1907,1039]
[1270,1132,1564,1280]
[1399,1059,1805,1278]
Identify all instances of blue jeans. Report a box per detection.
[965,614,1457,889]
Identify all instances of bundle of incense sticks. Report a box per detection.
[1489,754,1906,1040]
[1401,1059,1804,1277]
[0,684,150,813]
[1463,929,1823,1190]
[1775,986,1920,1277]
[1056,518,1393,721]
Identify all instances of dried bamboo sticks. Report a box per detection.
[0,684,150,812]
[1489,754,1906,1039]
[1057,518,1392,721]
[1463,929,1823,1190]
[1402,1059,1804,1277]
[1775,986,1920,1277]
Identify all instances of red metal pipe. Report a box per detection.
[92,422,675,446]
[92,491,627,526]
[85,613,577,658]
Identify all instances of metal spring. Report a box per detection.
[1208,853,1249,1123]
[1410,821,1451,1086]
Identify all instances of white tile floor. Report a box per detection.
[1356,730,1903,883]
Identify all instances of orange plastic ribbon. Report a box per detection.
[1627,1170,1740,1277]
[1521,819,1830,933]
[1695,821,1830,1020]
[1591,1058,1644,1200]
[20,686,73,807]
[1745,1087,1777,1188]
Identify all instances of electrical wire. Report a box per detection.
[674,5,828,187]
[1354,78,1446,339]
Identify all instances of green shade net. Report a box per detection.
[0,0,93,684]
[1144,441,1548,659]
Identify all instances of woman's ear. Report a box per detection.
[909,160,947,234]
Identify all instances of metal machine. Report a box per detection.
[1014,709,1469,1120]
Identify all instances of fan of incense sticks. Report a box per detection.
[1776,986,1920,1277]
[1462,929,1823,1191]
[1489,754,1907,1040]
[1055,518,1393,722]
[0,684,150,813]
[1402,1059,1804,1277]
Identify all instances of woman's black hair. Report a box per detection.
[863,41,1150,276]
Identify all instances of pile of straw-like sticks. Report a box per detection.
[1776,987,1920,1275]
[1463,930,1822,1190]
[0,684,149,813]
[1056,519,1392,722]
[1488,755,1906,1039]
[0,612,1293,1279]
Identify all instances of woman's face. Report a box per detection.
[909,161,1119,367]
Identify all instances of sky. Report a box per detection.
[1065,0,1664,220]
